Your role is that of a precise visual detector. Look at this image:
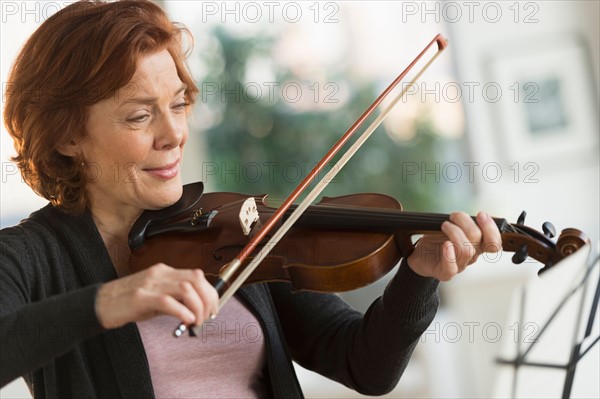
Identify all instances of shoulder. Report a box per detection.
[3,203,99,243]
[1,205,53,259]
[1,204,74,255]
[1,204,104,297]
[1,205,61,304]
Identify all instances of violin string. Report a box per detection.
[256,203,513,234]
[218,196,523,236]
[213,197,498,231]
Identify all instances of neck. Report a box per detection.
[89,201,141,277]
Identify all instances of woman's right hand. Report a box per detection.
[94,264,219,329]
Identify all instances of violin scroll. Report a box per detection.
[504,221,590,275]
[556,228,589,258]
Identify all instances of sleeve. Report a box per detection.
[268,258,439,396]
[0,228,105,387]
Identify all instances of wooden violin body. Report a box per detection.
[128,182,590,292]
[129,183,410,291]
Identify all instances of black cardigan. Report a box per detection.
[0,204,439,398]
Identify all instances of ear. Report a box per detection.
[56,139,81,158]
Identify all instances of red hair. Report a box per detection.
[3,0,199,213]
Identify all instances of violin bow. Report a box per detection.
[211,34,448,309]
[174,34,448,336]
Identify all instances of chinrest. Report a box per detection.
[128,182,204,249]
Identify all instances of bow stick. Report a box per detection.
[178,34,448,337]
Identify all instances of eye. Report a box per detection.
[172,101,190,112]
[126,113,150,123]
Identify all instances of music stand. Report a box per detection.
[493,245,599,398]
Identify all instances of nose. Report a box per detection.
[154,115,184,151]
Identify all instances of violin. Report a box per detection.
[128,182,590,292]
[129,34,589,336]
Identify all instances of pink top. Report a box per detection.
[137,296,267,398]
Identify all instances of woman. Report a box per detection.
[1,0,501,397]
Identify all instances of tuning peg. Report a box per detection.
[512,243,528,264]
[538,260,554,276]
[542,222,556,238]
[516,211,527,225]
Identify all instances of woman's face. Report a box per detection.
[78,49,189,215]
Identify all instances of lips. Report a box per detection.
[143,159,180,180]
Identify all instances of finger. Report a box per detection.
[449,211,483,246]
[156,271,215,322]
[191,269,219,320]
[182,269,219,320]
[144,291,196,325]
[197,272,220,319]
[134,279,200,323]
[476,212,503,253]
[136,266,206,323]
[177,281,205,324]
[439,241,459,281]
[441,220,476,270]
[448,212,483,264]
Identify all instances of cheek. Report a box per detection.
[82,137,151,184]
[98,132,150,161]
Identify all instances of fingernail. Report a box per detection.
[210,313,217,320]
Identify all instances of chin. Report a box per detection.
[147,178,184,209]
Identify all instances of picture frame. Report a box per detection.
[485,34,598,165]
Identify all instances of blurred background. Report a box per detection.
[1,1,598,398]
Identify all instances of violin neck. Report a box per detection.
[284,204,509,235]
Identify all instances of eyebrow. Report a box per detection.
[122,84,187,105]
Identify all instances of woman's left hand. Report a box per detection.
[406,211,502,281]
